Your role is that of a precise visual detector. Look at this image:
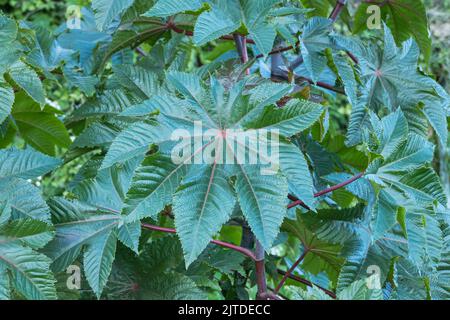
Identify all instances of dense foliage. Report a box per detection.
[0,0,449,300]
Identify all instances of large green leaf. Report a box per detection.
[354,25,448,146]
[282,212,344,279]
[298,17,334,82]
[235,165,287,249]
[44,198,120,270]
[44,198,124,297]
[173,164,236,266]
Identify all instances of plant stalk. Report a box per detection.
[274,249,309,294]
[288,172,364,209]
[254,240,268,299]
[141,223,257,260]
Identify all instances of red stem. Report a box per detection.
[255,44,296,59]
[329,0,347,22]
[254,241,268,299]
[141,223,257,260]
[276,269,337,299]
[234,34,250,75]
[168,23,256,44]
[287,172,364,209]
[274,249,309,294]
[315,171,364,197]
[168,22,297,60]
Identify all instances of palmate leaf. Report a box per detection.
[367,133,434,182]
[337,239,399,292]
[396,221,450,301]
[108,256,207,300]
[119,74,320,261]
[284,206,402,292]
[0,219,54,250]
[104,237,211,300]
[174,164,236,266]
[398,167,447,207]
[44,198,121,298]
[297,17,335,83]
[353,0,431,63]
[0,14,17,44]
[354,25,448,146]
[404,205,443,266]
[47,152,144,297]
[0,15,21,75]
[0,243,56,300]
[117,221,141,254]
[371,189,403,240]
[25,25,72,76]
[366,132,447,208]
[282,212,343,280]
[193,6,240,45]
[346,97,370,147]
